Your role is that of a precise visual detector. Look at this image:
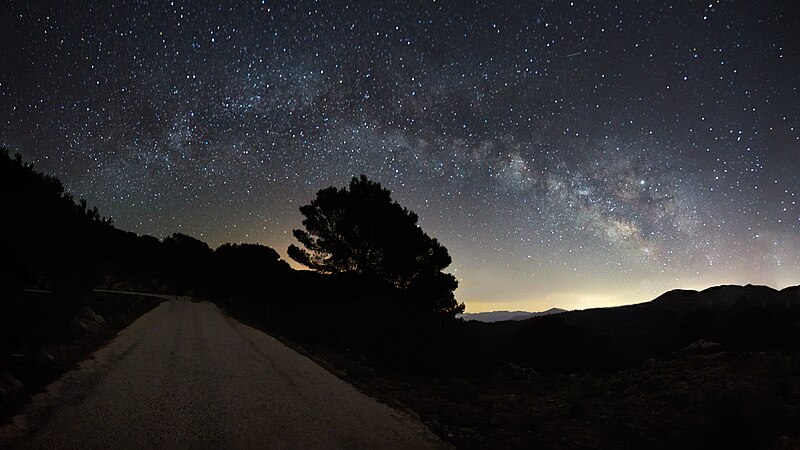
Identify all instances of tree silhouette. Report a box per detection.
[288,175,464,316]
[0,148,113,293]
[212,243,290,295]
[161,233,213,287]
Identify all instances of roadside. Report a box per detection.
[219,304,800,449]
[0,291,162,424]
[268,344,800,449]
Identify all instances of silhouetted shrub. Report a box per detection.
[161,233,213,288]
[210,243,291,298]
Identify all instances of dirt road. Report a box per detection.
[1,300,443,449]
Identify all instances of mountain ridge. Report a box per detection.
[458,307,566,322]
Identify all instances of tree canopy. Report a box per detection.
[288,175,464,316]
[0,148,113,292]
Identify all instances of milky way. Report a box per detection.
[2,1,799,311]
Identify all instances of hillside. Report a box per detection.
[305,284,800,449]
[459,308,566,322]
[454,284,800,375]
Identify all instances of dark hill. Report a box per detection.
[652,284,787,309]
[462,284,800,374]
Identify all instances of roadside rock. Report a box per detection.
[0,371,24,402]
[71,306,106,335]
[36,349,56,369]
[508,362,539,379]
[680,339,722,354]
[769,435,800,449]
[642,358,658,370]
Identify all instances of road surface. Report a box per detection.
[1,300,443,449]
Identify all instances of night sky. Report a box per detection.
[3,1,799,312]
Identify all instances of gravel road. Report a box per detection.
[1,299,443,449]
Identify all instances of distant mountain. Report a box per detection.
[459,307,566,322]
[496,283,800,373]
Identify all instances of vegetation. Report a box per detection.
[0,149,112,294]
[288,175,464,316]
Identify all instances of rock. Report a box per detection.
[36,349,56,369]
[680,339,722,354]
[71,306,106,335]
[507,362,538,379]
[458,427,476,437]
[0,371,24,401]
[642,358,658,369]
[769,435,800,449]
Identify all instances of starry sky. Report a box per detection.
[2,1,799,312]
